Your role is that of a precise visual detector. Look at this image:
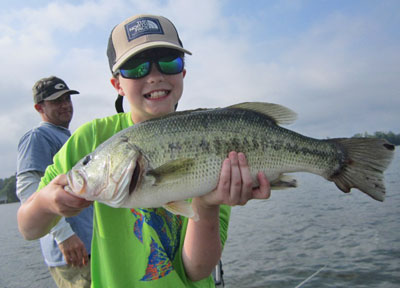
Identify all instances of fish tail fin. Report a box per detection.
[328,138,395,201]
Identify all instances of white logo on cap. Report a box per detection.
[130,19,159,33]
[125,17,163,41]
[55,83,66,90]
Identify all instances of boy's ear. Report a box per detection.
[182,69,186,78]
[110,76,125,96]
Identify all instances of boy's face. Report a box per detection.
[111,48,186,124]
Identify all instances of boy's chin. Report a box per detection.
[148,107,175,118]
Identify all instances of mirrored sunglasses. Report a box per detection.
[119,55,184,79]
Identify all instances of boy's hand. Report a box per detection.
[198,151,271,208]
[39,174,92,217]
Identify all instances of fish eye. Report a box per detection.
[82,155,91,166]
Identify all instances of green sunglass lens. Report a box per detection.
[120,60,150,78]
[159,57,183,74]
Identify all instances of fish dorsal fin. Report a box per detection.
[228,102,297,125]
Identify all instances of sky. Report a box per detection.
[1,0,399,178]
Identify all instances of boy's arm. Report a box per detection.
[17,174,92,240]
[17,171,77,243]
[182,152,271,281]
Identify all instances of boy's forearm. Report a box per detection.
[17,191,61,240]
[182,199,222,281]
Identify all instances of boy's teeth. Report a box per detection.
[145,90,168,99]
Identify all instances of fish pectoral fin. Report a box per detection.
[146,158,195,185]
[163,200,199,221]
[270,174,297,190]
[152,158,195,174]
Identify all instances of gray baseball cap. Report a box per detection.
[32,76,79,104]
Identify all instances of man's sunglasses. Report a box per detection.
[118,55,184,79]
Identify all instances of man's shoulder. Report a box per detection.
[18,124,46,146]
[19,123,42,137]
[21,122,64,138]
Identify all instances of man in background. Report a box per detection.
[16,76,93,288]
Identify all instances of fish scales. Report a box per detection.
[122,107,341,186]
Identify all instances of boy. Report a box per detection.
[17,14,271,287]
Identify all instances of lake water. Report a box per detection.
[0,150,399,288]
[0,203,56,288]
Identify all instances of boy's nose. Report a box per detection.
[147,63,164,82]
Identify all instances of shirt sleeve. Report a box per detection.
[16,171,43,203]
[49,218,75,244]
[17,130,58,175]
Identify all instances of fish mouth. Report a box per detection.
[129,160,141,195]
[66,169,87,195]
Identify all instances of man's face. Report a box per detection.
[37,94,73,128]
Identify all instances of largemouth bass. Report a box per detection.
[65,102,395,218]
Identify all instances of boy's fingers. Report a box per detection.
[228,152,241,204]
[54,174,68,186]
[218,158,231,193]
[237,152,253,205]
[252,172,271,199]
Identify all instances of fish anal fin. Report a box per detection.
[163,200,199,221]
[270,174,297,190]
[228,102,297,125]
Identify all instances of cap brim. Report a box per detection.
[45,90,80,101]
[112,42,192,72]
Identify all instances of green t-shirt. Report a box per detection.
[39,112,231,287]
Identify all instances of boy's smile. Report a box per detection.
[143,89,170,100]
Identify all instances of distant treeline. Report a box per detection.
[0,131,398,204]
[353,131,400,146]
[0,175,18,204]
